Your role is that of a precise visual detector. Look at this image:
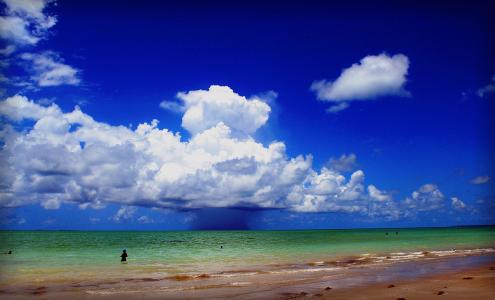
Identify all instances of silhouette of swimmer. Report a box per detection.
[4,250,12,255]
[120,249,128,262]
[396,231,399,235]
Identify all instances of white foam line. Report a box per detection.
[269,267,340,275]
[230,282,251,286]
[210,272,259,278]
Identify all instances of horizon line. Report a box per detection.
[1,224,494,232]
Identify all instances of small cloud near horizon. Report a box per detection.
[470,175,490,185]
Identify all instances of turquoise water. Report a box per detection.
[1,226,494,283]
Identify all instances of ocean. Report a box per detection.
[1,226,494,296]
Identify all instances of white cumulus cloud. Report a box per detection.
[41,198,60,210]
[20,52,80,87]
[0,87,308,211]
[112,206,137,223]
[178,85,271,136]
[368,184,392,202]
[311,53,410,112]
[404,184,445,212]
[0,94,60,120]
[159,100,184,113]
[287,169,367,213]
[0,86,465,220]
[0,0,56,46]
[286,169,400,220]
[0,16,39,45]
[1,1,80,90]
[451,197,466,210]
[326,153,358,172]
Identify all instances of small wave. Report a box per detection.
[211,272,259,278]
[161,282,248,291]
[211,269,265,277]
[427,248,494,257]
[230,281,251,286]
[86,289,143,295]
[269,266,340,275]
[372,247,495,262]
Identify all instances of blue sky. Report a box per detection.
[0,0,494,230]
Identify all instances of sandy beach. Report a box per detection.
[1,252,494,299]
[279,263,495,300]
[324,265,495,300]
[2,229,494,299]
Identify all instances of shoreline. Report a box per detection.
[1,251,494,299]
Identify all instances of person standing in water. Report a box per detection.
[120,249,128,262]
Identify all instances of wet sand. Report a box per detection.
[1,253,494,299]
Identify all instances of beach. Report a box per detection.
[0,227,494,299]
[1,252,494,299]
[310,263,495,300]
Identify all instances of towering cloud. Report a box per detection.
[0,86,455,220]
[178,85,271,136]
[0,89,308,211]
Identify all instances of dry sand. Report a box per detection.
[283,264,495,300]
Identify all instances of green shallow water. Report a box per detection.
[1,226,494,281]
